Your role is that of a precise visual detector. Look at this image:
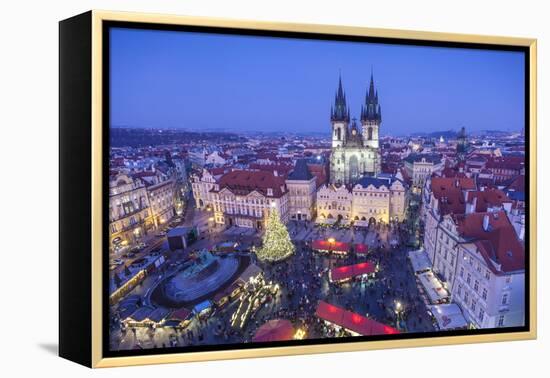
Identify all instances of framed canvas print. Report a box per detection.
[59,10,537,368]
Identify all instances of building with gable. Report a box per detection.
[286,159,317,221]
[209,170,289,229]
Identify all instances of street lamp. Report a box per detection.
[327,237,336,265]
[395,301,404,330]
[395,301,402,312]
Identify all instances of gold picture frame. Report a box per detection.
[59,10,537,368]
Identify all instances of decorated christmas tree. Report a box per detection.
[256,206,295,262]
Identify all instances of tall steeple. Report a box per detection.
[361,71,382,123]
[331,74,350,122]
[456,126,469,158]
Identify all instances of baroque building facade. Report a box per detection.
[421,175,525,328]
[316,175,406,224]
[329,74,382,185]
[209,170,290,229]
[108,174,155,253]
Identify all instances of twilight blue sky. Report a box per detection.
[110,27,525,135]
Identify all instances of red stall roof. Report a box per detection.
[252,319,294,343]
[170,307,192,321]
[315,300,344,325]
[354,243,368,254]
[315,301,399,336]
[312,240,350,252]
[330,262,376,282]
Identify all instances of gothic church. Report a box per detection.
[329,73,382,184]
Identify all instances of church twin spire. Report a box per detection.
[361,71,382,122]
[330,74,350,122]
[332,71,382,124]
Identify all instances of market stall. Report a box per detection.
[408,249,432,274]
[193,300,212,316]
[417,271,450,304]
[213,282,243,307]
[339,219,351,227]
[354,243,369,255]
[147,308,170,326]
[236,263,262,285]
[329,262,376,283]
[109,269,147,305]
[315,217,337,225]
[315,301,399,336]
[312,239,350,255]
[215,241,239,254]
[427,304,468,331]
[252,319,295,342]
[122,306,168,328]
[166,307,192,329]
[353,220,370,228]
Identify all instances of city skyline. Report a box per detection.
[110,28,526,135]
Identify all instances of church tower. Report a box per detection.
[361,71,382,149]
[456,126,469,160]
[331,75,350,148]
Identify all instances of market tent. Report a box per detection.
[252,319,295,342]
[315,300,345,325]
[418,272,450,304]
[193,300,212,314]
[312,240,350,253]
[216,241,239,253]
[147,308,170,323]
[315,217,337,225]
[329,262,376,282]
[408,249,432,274]
[341,310,400,336]
[354,243,368,255]
[170,307,192,321]
[354,220,370,228]
[237,263,262,284]
[126,306,154,322]
[428,304,468,330]
[315,301,399,336]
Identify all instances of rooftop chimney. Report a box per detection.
[482,214,490,232]
[503,202,512,213]
[466,196,477,214]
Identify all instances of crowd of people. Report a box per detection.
[113,209,435,350]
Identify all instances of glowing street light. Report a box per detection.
[294,328,307,340]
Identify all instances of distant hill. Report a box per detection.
[409,130,458,139]
[408,129,517,139]
[110,127,244,147]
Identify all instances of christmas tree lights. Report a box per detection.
[256,205,295,262]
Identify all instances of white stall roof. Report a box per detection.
[408,249,432,273]
[418,271,450,304]
[428,304,468,330]
[316,217,337,225]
